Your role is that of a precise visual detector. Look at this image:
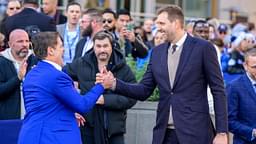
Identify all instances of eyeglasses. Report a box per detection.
[8,7,20,10]
[103,19,113,24]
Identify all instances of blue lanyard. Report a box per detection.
[65,24,80,60]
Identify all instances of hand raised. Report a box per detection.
[18,59,28,80]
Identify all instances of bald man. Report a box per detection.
[0,29,38,120]
[42,0,67,25]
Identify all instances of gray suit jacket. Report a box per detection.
[56,24,83,40]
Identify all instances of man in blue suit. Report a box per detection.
[227,48,256,144]
[18,32,113,144]
[97,5,228,144]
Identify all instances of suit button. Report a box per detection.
[170,92,174,95]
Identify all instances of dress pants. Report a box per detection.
[163,129,179,144]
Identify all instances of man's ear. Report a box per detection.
[8,41,12,48]
[47,47,54,56]
[243,62,247,71]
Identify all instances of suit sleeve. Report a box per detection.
[227,84,254,141]
[47,17,57,32]
[53,73,104,114]
[203,42,228,133]
[103,66,137,110]
[115,52,156,101]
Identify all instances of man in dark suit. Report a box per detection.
[2,0,56,40]
[97,5,228,144]
[227,48,256,144]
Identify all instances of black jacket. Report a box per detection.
[64,49,137,142]
[0,55,38,119]
[2,8,56,40]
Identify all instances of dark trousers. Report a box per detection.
[163,129,179,144]
[82,125,124,144]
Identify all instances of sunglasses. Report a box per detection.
[219,31,227,35]
[103,19,112,24]
[9,7,20,10]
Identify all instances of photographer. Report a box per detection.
[114,9,148,59]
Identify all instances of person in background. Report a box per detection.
[217,23,228,42]
[102,8,116,33]
[185,21,194,36]
[2,0,56,41]
[226,32,255,74]
[0,29,37,120]
[18,31,112,144]
[142,19,154,41]
[227,48,256,144]
[5,0,21,16]
[57,1,81,64]
[65,31,137,144]
[73,8,103,60]
[134,26,148,43]
[0,32,5,51]
[136,30,167,70]
[42,0,67,25]
[115,9,148,59]
[0,0,21,48]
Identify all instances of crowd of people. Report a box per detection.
[0,0,256,144]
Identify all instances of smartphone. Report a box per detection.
[126,23,134,31]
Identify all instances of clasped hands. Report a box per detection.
[95,66,116,90]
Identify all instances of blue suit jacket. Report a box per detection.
[227,74,256,144]
[115,34,228,144]
[18,61,104,144]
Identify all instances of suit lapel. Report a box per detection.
[160,42,172,90]
[243,74,256,104]
[173,35,195,89]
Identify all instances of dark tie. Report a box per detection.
[172,44,177,54]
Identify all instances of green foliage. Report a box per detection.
[126,55,159,101]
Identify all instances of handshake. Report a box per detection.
[95,66,116,90]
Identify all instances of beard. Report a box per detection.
[16,48,29,58]
[103,25,115,32]
[82,23,93,37]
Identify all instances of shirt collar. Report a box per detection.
[246,72,256,85]
[43,60,62,71]
[172,32,187,51]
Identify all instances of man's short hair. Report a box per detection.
[93,31,113,47]
[23,0,38,6]
[116,9,131,19]
[66,1,81,11]
[244,48,256,63]
[157,5,184,28]
[102,8,117,19]
[83,8,102,23]
[32,32,59,60]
